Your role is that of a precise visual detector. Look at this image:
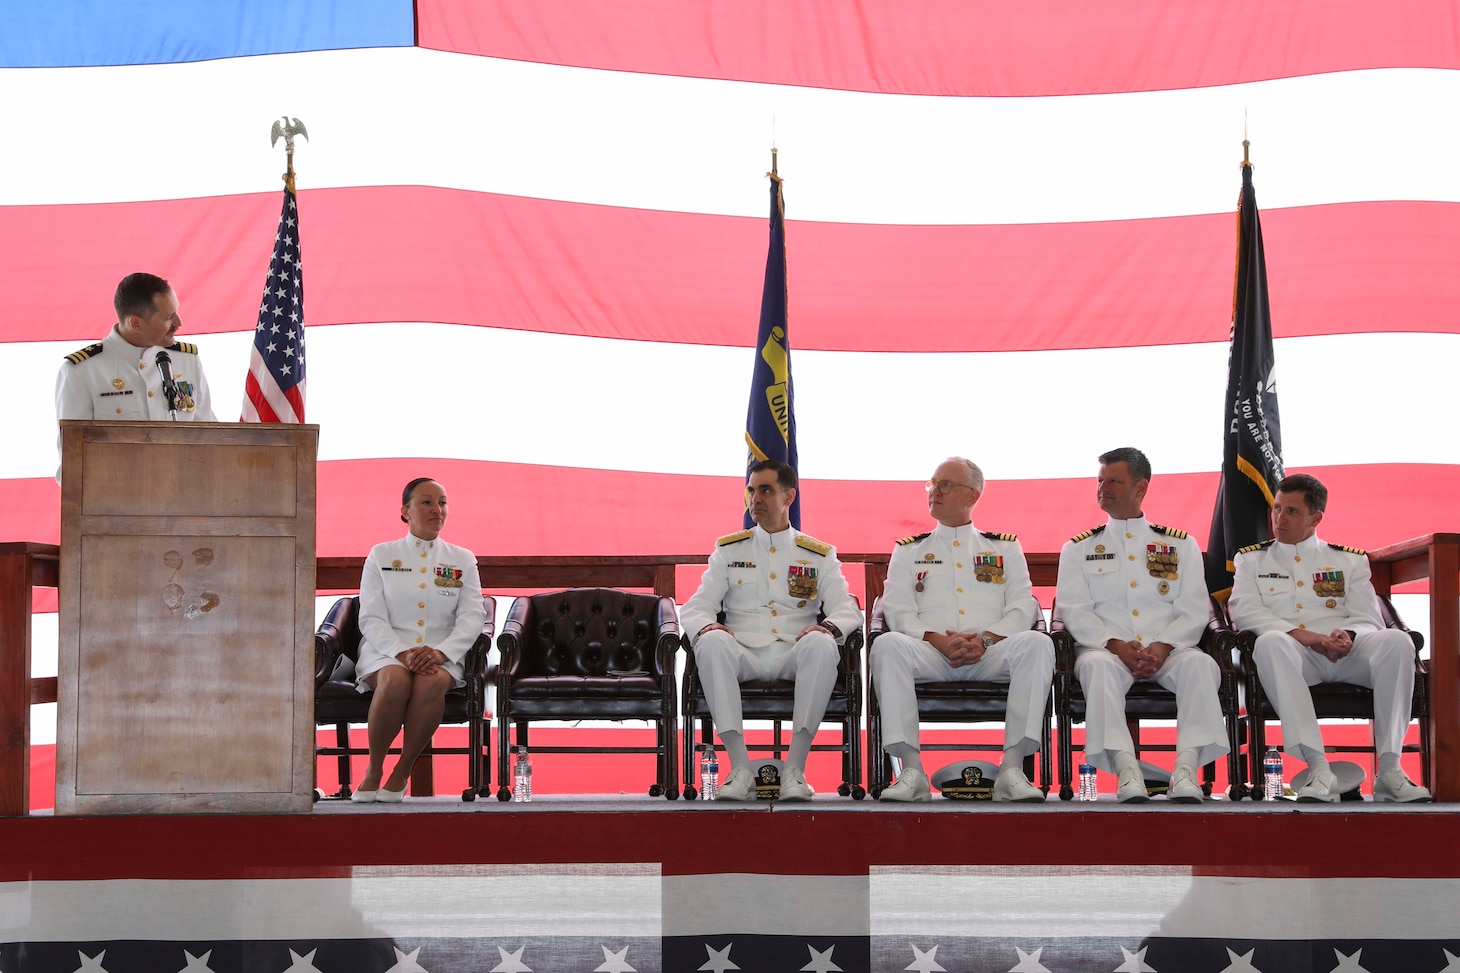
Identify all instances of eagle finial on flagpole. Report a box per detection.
[269,116,309,193]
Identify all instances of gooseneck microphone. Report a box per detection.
[154,349,180,417]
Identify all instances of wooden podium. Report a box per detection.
[56,421,319,814]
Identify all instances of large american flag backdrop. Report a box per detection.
[4,0,1458,566]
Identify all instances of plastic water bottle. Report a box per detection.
[1263,747,1283,801]
[513,745,533,803]
[1078,763,1097,801]
[699,744,719,800]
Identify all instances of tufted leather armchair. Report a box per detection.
[495,588,682,800]
[681,597,865,799]
[314,594,497,801]
[866,596,1053,798]
[1236,594,1429,799]
[1050,596,1244,800]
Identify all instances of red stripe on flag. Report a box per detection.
[5,190,1459,352]
[418,0,1460,97]
[243,375,282,423]
[3,462,1456,561]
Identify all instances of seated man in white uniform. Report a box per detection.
[680,460,864,801]
[873,457,1054,803]
[1055,447,1228,803]
[1229,472,1431,802]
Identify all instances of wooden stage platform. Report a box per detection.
[3,797,1457,973]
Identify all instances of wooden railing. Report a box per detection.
[2,538,1454,814]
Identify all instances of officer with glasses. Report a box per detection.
[871,457,1054,802]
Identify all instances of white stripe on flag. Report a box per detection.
[11,327,1460,482]
[4,51,1459,222]
[662,874,869,937]
[0,866,661,942]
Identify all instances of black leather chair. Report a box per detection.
[681,598,865,799]
[495,588,681,801]
[866,597,1053,797]
[313,594,496,801]
[1237,594,1429,798]
[1050,597,1243,800]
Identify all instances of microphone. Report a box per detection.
[154,350,179,416]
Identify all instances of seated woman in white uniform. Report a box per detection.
[351,477,486,803]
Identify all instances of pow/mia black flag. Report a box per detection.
[1206,159,1284,600]
[743,163,800,529]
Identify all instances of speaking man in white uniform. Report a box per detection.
[680,460,863,801]
[55,273,216,468]
[872,457,1053,802]
[1055,447,1228,803]
[1229,472,1431,802]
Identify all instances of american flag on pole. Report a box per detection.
[242,185,306,423]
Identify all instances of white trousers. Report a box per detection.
[1252,628,1417,765]
[693,629,840,737]
[1074,645,1228,773]
[870,629,1054,758]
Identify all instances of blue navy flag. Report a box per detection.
[1206,160,1283,600]
[241,184,306,423]
[744,170,799,529]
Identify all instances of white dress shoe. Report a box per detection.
[1374,767,1433,803]
[349,788,378,804]
[778,766,815,801]
[879,767,932,802]
[716,765,755,801]
[1168,764,1204,804]
[375,784,406,804]
[1295,766,1340,803]
[993,766,1045,803]
[1116,764,1149,803]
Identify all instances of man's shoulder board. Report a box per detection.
[896,531,932,547]
[796,534,832,556]
[1328,542,1367,556]
[64,342,104,365]
[717,529,753,546]
[1071,524,1106,542]
[1152,524,1189,540]
[980,530,1018,542]
[166,341,200,355]
[1237,539,1276,555]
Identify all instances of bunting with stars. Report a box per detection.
[241,183,306,423]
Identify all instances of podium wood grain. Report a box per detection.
[56,421,318,814]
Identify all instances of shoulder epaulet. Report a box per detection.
[1152,524,1189,540]
[896,531,932,546]
[796,534,832,556]
[980,530,1018,542]
[166,341,200,355]
[1328,542,1367,556]
[1237,539,1275,555]
[717,529,753,547]
[63,342,104,365]
[1071,524,1106,542]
